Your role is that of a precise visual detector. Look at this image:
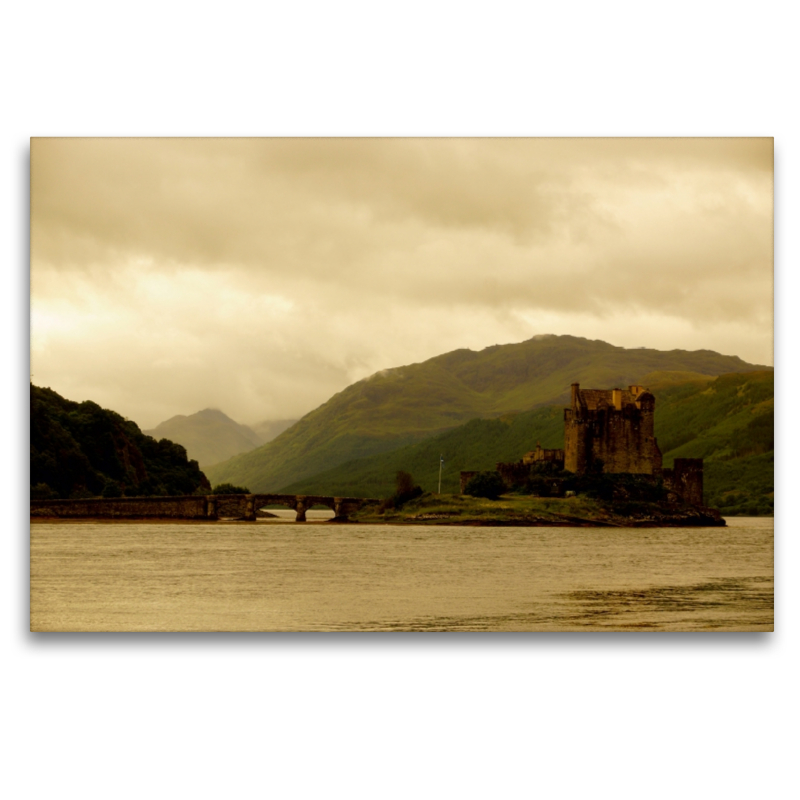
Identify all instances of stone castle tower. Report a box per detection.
[463,381,705,506]
[564,383,663,475]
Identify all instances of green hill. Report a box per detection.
[144,408,264,468]
[206,334,768,494]
[654,371,774,515]
[284,371,774,516]
[30,384,210,499]
[283,406,565,497]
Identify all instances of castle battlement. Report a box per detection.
[564,382,661,475]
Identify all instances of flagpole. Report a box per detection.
[438,454,443,494]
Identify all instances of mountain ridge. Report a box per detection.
[145,408,295,468]
[206,335,770,493]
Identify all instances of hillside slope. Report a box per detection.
[30,385,210,499]
[206,335,768,493]
[654,371,774,515]
[286,371,774,516]
[249,419,297,444]
[283,406,564,497]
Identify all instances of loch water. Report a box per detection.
[30,516,773,632]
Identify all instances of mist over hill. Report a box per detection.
[249,419,297,445]
[206,335,769,494]
[144,409,296,468]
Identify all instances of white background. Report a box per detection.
[4,2,796,798]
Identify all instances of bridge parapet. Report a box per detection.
[31,493,380,522]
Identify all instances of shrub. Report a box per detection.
[101,480,123,498]
[212,483,251,495]
[382,471,423,510]
[464,471,506,500]
[30,483,56,500]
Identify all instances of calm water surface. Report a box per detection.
[30,517,773,632]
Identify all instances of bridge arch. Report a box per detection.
[207,493,378,522]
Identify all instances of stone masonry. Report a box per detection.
[564,383,662,475]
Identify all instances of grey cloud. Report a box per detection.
[33,138,770,269]
[30,137,773,427]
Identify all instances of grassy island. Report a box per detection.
[346,492,725,527]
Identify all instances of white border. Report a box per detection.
[5,3,796,798]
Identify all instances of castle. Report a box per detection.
[564,383,661,475]
[460,382,704,506]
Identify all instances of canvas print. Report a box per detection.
[29,138,774,631]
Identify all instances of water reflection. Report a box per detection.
[30,517,774,632]
[260,508,335,521]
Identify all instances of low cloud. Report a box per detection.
[30,138,773,428]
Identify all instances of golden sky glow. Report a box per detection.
[30,138,773,428]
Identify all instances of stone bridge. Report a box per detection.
[212,493,378,522]
[30,493,380,522]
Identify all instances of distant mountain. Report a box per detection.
[206,335,770,493]
[250,419,297,444]
[30,384,210,499]
[145,408,267,468]
[283,370,774,516]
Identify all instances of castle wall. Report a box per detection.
[522,445,565,465]
[564,384,661,476]
[496,461,532,487]
[663,458,704,506]
[459,471,478,494]
[592,405,657,474]
[564,409,587,473]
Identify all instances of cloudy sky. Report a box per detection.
[30,138,773,429]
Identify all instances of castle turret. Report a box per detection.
[570,383,581,414]
[663,458,704,506]
[564,383,663,475]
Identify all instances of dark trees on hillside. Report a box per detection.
[211,483,252,495]
[30,384,210,499]
[464,471,506,500]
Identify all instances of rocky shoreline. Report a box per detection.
[348,513,726,527]
[346,499,726,527]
